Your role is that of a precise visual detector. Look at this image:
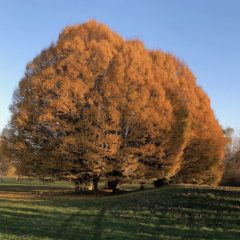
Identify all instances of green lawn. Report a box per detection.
[0,179,239,240]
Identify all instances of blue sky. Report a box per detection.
[0,0,240,132]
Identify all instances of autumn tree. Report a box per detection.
[0,140,9,179]
[221,129,240,186]
[3,20,226,188]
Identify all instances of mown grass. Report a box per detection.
[0,179,239,240]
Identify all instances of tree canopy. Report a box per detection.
[2,20,226,187]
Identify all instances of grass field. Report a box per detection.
[0,179,239,240]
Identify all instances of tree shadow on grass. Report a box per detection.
[91,206,106,240]
[0,184,71,193]
[0,186,240,239]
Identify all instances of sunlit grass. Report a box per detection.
[0,180,239,239]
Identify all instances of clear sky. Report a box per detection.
[0,0,240,133]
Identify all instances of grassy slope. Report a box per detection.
[0,180,239,240]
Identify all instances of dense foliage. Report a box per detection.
[2,21,226,188]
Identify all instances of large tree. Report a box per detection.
[3,20,226,187]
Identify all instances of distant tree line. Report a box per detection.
[1,21,226,190]
[221,128,240,186]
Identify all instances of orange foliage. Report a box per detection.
[3,20,226,186]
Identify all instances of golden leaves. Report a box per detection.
[5,20,225,185]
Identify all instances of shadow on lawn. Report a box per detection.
[0,184,71,193]
[0,186,240,239]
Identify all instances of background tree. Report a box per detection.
[0,140,9,179]
[221,128,240,186]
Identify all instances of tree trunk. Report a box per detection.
[16,173,19,181]
[140,182,145,190]
[73,179,80,192]
[107,179,119,192]
[92,175,100,191]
